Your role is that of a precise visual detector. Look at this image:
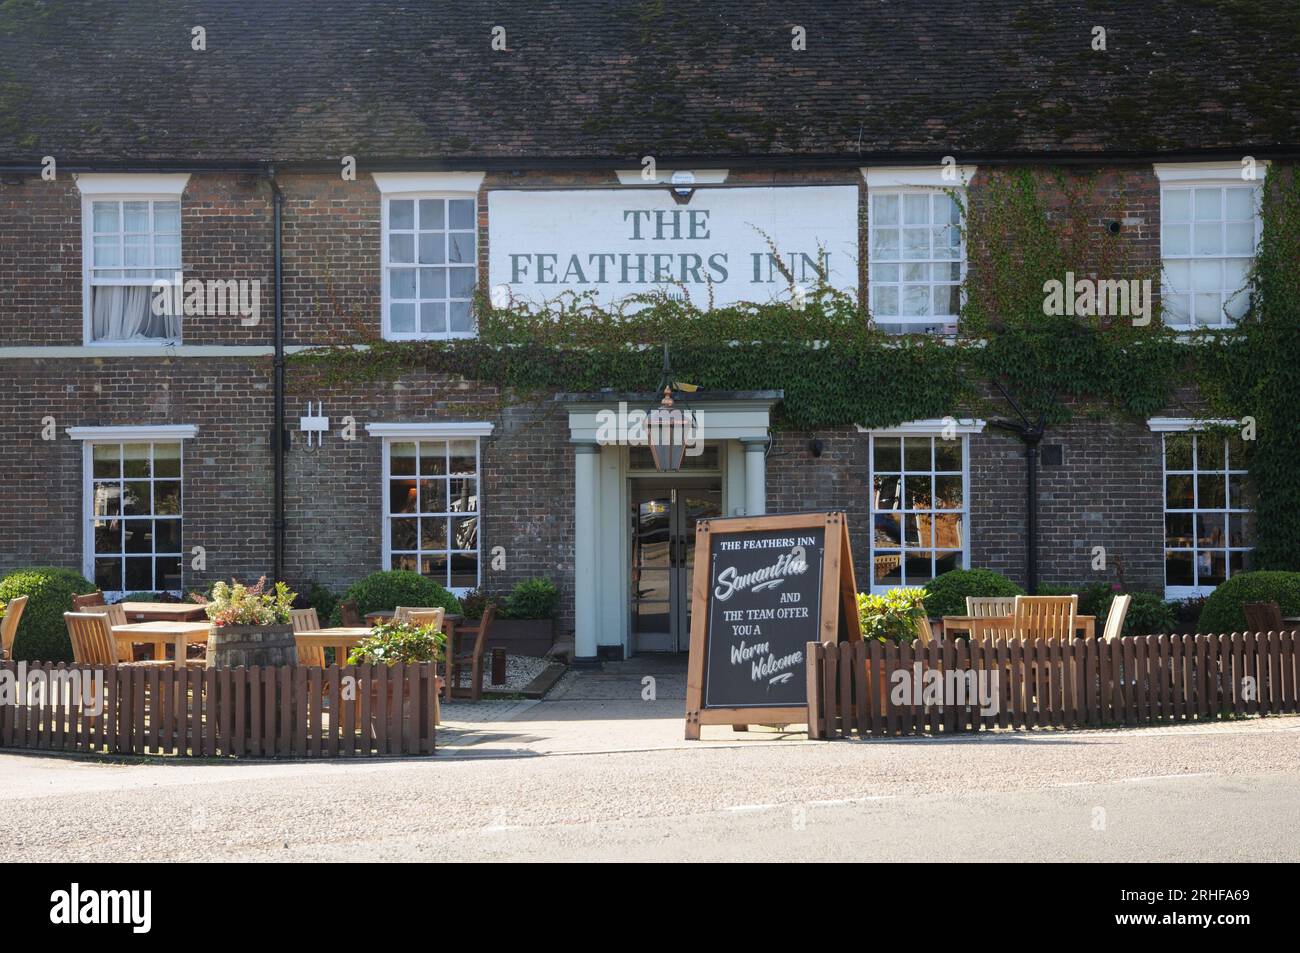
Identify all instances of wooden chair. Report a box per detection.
[913,615,934,645]
[71,591,106,612]
[65,612,120,665]
[1101,593,1132,641]
[448,602,496,702]
[966,596,1016,618]
[405,608,445,631]
[393,606,446,623]
[291,608,326,667]
[339,600,363,628]
[1243,601,1284,633]
[1012,594,1078,641]
[1,595,29,660]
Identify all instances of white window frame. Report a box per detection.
[862,166,976,336]
[1154,162,1267,331]
[1149,417,1252,600]
[367,421,493,595]
[373,172,484,342]
[68,424,198,599]
[859,417,983,593]
[75,174,189,347]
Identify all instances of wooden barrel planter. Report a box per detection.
[206,624,298,668]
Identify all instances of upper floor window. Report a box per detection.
[76,174,188,345]
[1155,163,1265,331]
[863,166,975,336]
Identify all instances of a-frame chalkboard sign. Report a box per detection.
[684,511,861,739]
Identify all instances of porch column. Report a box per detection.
[742,437,768,516]
[573,441,601,662]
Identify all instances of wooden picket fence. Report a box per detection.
[807,632,1300,739]
[0,661,437,757]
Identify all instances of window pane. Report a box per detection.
[1166,475,1194,508]
[93,201,120,233]
[390,480,417,514]
[390,442,417,475]
[449,267,476,298]
[448,233,473,264]
[390,517,417,550]
[1163,189,1191,222]
[1197,473,1225,508]
[419,267,446,299]
[1163,224,1190,256]
[448,440,477,475]
[934,474,962,508]
[123,201,149,232]
[903,437,930,471]
[390,303,415,332]
[419,232,444,264]
[934,550,961,576]
[903,475,931,509]
[1196,435,1224,470]
[124,521,152,553]
[874,553,903,586]
[1201,551,1227,587]
[934,438,962,472]
[1166,550,1194,587]
[419,517,448,550]
[154,202,180,232]
[123,443,151,477]
[1164,433,1193,470]
[95,557,123,591]
[1193,188,1221,221]
[419,441,447,475]
[93,482,121,517]
[389,233,414,263]
[449,477,477,513]
[419,199,444,229]
[123,481,151,516]
[418,478,446,513]
[390,268,416,299]
[872,194,898,226]
[93,443,121,478]
[154,519,182,553]
[153,442,181,478]
[449,552,479,589]
[156,557,182,591]
[451,515,478,550]
[448,199,475,229]
[1196,512,1225,546]
[389,200,414,229]
[450,301,474,332]
[154,481,181,515]
[1165,513,1193,547]
[124,557,153,591]
[420,302,446,333]
[94,519,122,554]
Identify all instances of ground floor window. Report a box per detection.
[85,440,184,595]
[868,428,970,591]
[383,437,481,591]
[1162,429,1253,597]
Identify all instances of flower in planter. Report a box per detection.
[198,576,296,627]
[347,620,445,666]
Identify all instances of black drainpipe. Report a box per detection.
[266,169,287,584]
[988,382,1048,595]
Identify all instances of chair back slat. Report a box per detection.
[966,596,1016,618]
[339,600,363,627]
[913,614,933,645]
[1243,601,1284,633]
[1013,595,1078,641]
[71,591,106,612]
[1,595,29,659]
[1102,593,1131,641]
[406,608,445,632]
[294,637,327,668]
[395,606,444,624]
[65,612,119,665]
[470,602,496,657]
[290,608,321,632]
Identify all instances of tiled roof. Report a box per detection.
[1,0,1297,165]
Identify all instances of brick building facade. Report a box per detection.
[2,2,1295,660]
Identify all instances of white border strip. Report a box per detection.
[365,422,494,438]
[371,172,485,194]
[73,173,190,196]
[1153,161,1270,184]
[856,417,986,435]
[1147,417,1237,432]
[862,165,978,189]
[67,424,199,441]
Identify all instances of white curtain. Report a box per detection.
[92,285,179,341]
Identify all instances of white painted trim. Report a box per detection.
[73,173,190,196]
[1153,161,1270,184]
[67,425,198,441]
[1147,417,1237,432]
[856,417,986,435]
[365,422,494,439]
[371,172,485,194]
[614,169,730,186]
[0,345,316,359]
[380,192,479,341]
[862,165,978,189]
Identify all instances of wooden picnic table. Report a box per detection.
[294,626,373,663]
[111,620,211,668]
[117,601,209,624]
[941,614,1097,640]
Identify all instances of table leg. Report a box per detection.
[443,620,457,700]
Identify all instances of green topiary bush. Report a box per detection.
[1098,590,1176,637]
[501,577,559,620]
[1196,571,1300,633]
[0,567,96,662]
[922,568,1024,618]
[339,570,462,621]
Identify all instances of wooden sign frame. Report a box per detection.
[684,511,860,739]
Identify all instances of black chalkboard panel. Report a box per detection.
[702,527,826,709]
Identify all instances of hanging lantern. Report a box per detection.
[647,385,688,472]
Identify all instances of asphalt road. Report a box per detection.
[1,718,1297,862]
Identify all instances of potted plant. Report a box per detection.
[347,619,445,726]
[469,578,558,656]
[857,587,929,644]
[198,576,298,668]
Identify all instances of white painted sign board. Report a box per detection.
[487,186,859,308]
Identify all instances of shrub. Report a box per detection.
[340,570,462,620]
[858,588,928,643]
[297,580,338,624]
[457,586,491,620]
[0,567,96,662]
[501,577,559,620]
[199,576,296,627]
[347,620,445,666]
[922,568,1024,618]
[113,591,180,604]
[1197,571,1300,633]
[1099,590,1175,636]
